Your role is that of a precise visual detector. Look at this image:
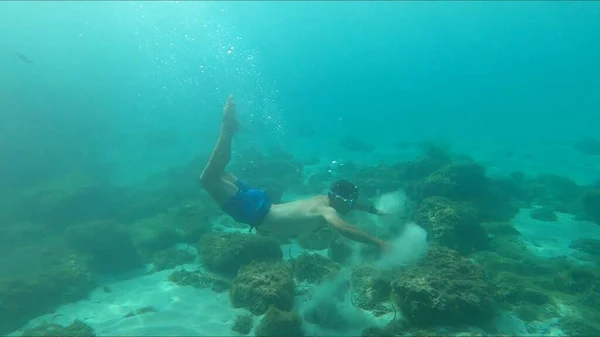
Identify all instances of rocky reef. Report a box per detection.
[391,246,495,328]
[230,261,295,315]
[198,232,283,276]
[254,306,305,337]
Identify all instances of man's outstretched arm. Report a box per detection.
[322,207,387,248]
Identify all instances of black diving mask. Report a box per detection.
[328,190,358,208]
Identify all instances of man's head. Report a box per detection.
[328,179,359,214]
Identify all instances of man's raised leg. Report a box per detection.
[200,95,241,205]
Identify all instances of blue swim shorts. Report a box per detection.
[222,180,271,228]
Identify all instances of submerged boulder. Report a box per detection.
[254,306,304,337]
[230,261,295,315]
[293,252,341,284]
[413,197,488,254]
[65,221,143,274]
[391,246,494,328]
[198,232,283,276]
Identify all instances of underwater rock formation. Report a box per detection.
[123,305,157,318]
[231,313,254,335]
[9,173,123,229]
[230,261,295,315]
[350,264,392,311]
[198,232,283,276]
[65,221,143,274]
[524,174,584,214]
[0,248,96,335]
[529,206,559,222]
[421,161,490,201]
[328,236,354,264]
[293,252,341,283]
[297,226,340,250]
[150,248,195,272]
[254,306,304,337]
[391,246,494,328]
[128,204,212,260]
[168,268,231,292]
[19,319,95,337]
[582,188,600,225]
[413,196,488,254]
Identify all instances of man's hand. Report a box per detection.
[379,240,395,254]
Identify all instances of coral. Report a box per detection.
[150,248,195,272]
[530,206,558,222]
[413,197,488,254]
[293,253,341,284]
[254,306,304,337]
[232,313,253,335]
[350,265,392,311]
[230,261,294,315]
[198,232,282,276]
[64,221,142,274]
[19,319,95,337]
[168,269,231,292]
[328,236,354,264]
[391,246,494,328]
[297,226,340,250]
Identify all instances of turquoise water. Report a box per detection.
[1,1,600,336]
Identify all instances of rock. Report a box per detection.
[198,232,283,276]
[19,319,95,337]
[530,206,558,222]
[294,253,340,284]
[65,221,142,274]
[232,313,253,335]
[391,246,494,328]
[413,197,488,254]
[421,161,490,201]
[0,248,96,335]
[230,261,294,315]
[150,248,195,272]
[168,269,231,292]
[297,226,340,250]
[123,305,157,318]
[570,238,600,256]
[350,265,392,311]
[582,189,600,225]
[328,237,354,264]
[254,306,304,337]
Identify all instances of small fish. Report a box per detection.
[16,52,35,64]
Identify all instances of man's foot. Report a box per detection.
[222,94,240,134]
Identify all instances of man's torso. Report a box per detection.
[259,195,329,236]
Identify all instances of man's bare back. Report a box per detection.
[200,95,391,250]
[259,195,331,236]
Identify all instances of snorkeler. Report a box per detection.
[200,95,392,250]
